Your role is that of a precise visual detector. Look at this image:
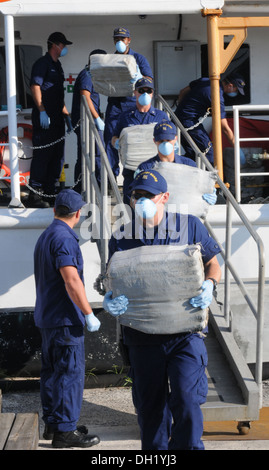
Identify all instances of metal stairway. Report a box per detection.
[203,299,260,424]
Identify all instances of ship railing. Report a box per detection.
[81,93,265,405]
[233,104,269,203]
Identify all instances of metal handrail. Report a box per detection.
[233,104,269,202]
[80,95,130,274]
[157,95,265,401]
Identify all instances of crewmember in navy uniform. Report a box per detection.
[112,77,167,203]
[134,120,217,205]
[103,170,221,450]
[28,32,73,208]
[104,27,153,178]
[34,189,101,448]
[71,49,107,192]
[175,73,246,164]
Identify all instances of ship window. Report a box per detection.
[0,44,42,110]
[201,43,250,105]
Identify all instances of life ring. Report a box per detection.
[0,123,32,186]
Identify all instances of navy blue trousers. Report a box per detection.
[39,326,85,432]
[127,333,208,450]
[30,124,65,194]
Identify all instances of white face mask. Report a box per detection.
[158,142,174,156]
[115,41,127,53]
[134,193,164,219]
[138,92,152,106]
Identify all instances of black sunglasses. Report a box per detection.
[132,191,156,200]
[137,88,153,94]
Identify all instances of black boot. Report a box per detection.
[43,424,88,440]
[52,429,100,448]
[27,190,50,208]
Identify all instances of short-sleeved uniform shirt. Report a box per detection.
[107,48,153,113]
[71,68,100,128]
[30,52,65,127]
[175,78,226,127]
[114,106,168,138]
[108,211,221,344]
[34,219,85,328]
[137,153,197,172]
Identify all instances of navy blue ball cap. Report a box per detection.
[131,170,167,195]
[48,32,72,45]
[113,27,130,38]
[154,120,177,141]
[135,77,154,90]
[55,189,86,213]
[226,73,245,95]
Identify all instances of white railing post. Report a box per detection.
[4,15,22,207]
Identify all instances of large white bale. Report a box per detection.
[104,244,207,334]
[153,161,217,219]
[90,54,137,97]
[119,123,157,170]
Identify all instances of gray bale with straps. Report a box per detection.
[90,54,137,97]
[104,244,207,335]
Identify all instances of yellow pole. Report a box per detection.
[206,11,224,181]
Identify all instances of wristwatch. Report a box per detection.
[208,277,218,291]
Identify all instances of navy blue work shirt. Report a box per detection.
[107,48,153,112]
[108,211,220,344]
[137,153,197,172]
[175,78,226,127]
[71,68,100,128]
[114,106,168,137]
[34,219,85,328]
[30,52,65,127]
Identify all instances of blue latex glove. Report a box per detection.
[202,187,217,205]
[189,280,214,309]
[130,65,143,84]
[103,290,129,317]
[85,312,101,332]
[113,139,120,150]
[240,148,246,165]
[65,115,73,134]
[95,116,105,131]
[40,110,50,129]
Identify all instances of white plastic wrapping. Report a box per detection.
[153,161,217,219]
[104,244,207,335]
[90,54,137,97]
[119,123,157,170]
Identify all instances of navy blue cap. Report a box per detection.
[135,77,154,90]
[226,73,245,95]
[131,170,167,195]
[113,27,130,38]
[154,120,177,141]
[55,189,86,213]
[48,32,72,45]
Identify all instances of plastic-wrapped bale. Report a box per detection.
[90,54,137,97]
[119,123,157,170]
[103,244,207,335]
[153,161,217,219]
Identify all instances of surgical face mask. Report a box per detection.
[115,41,127,53]
[138,92,152,106]
[226,91,238,98]
[134,194,164,219]
[60,46,68,57]
[158,141,174,156]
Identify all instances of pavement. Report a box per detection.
[2,383,269,451]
